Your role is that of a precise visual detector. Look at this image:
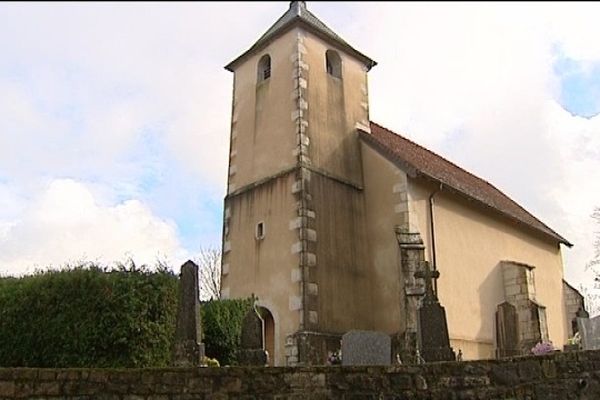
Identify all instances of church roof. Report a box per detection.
[225,1,376,72]
[361,122,572,247]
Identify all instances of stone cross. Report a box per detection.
[414,261,439,300]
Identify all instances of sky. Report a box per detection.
[0,2,599,293]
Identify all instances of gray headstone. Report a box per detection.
[341,330,391,366]
[578,315,600,350]
[496,302,520,357]
[173,260,205,366]
[237,308,269,366]
[241,308,264,349]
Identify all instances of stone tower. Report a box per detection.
[221,1,376,366]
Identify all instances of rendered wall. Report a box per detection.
[408,178,568,360]
[221,172,300,366]
[227,29,298,192]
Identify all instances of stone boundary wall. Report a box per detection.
[1,350,600,399]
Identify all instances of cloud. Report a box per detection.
[0,179,188,276]
[354,2,600,288]
[0,2,599,291]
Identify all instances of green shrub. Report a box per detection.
[0,263,178,368]
[201,298,253,366]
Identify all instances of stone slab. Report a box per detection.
[341,330,391,366]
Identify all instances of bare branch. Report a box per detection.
[194,247,222,301]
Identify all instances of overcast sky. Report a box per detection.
[0,2,599,292]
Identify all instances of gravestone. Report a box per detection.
[341,330,391,366]
[237,308,269,366]
[415,262,456,362]
[173,260,205,366]
[577,315,600,350]
[496,302,520,357]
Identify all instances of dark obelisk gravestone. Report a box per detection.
[237,308,269,366]
[173,260,205,366]
[415,261,456,362]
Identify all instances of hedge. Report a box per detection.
[201,297,253,366]
[0,263,178,368]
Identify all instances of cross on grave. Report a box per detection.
[413,261,456,362]
[414,261,439,301]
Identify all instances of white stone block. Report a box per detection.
[504,284,521,297]
[300,155,311,165]
[305,229,317,242]
[301,168,311,181]
[223,241,231,253]
[221,287,230,299]
[292,180,302,194]
[289,296,302,311]
[355,121,371,133]
[308,283,318,296]
[224,207,231,219]
[291,241,303,254]
[394,203,408,213]
[229,149,237,158]
[291,268,302,282]
[228,165,237,176]
[393,183,407,193]
[297,134,310,147]
[309,311,318,324]
[222,263,229,275]
[306,253,317,266]
[289,217,302,230]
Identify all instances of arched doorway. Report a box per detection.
[257,306,275,366]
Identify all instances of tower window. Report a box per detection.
[257,54,271,83]
[326,50,342,79]
[256,222,265,240]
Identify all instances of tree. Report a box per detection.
[583,207,600,316]
[587,208,600,271]
[195,247,222,301]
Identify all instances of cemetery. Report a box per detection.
[1,260,598,398]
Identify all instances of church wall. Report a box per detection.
[408,178,568,360]
[308,172,374,334]
[221,172,301,366]
[301,31,370,187]
[360,142,408,334]
[227,30,298,193]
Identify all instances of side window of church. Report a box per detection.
[256,222,265,240]
[257,54,271,83]
[326,50,342,79]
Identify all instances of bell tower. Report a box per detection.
[221,1,376,366]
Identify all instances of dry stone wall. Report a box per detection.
[1,350,600,399]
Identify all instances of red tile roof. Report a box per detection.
[361,122,571,247]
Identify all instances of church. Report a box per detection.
[220,1,576,366]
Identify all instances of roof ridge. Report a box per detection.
[367,121,571,246]
[368,121,502,194]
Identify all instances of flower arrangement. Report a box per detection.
[531,341,555,355]
[567,332,581,346]
[327,349,342,365]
